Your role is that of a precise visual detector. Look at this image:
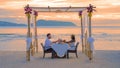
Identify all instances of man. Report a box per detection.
[44,33,57,51]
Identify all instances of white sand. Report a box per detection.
[0,50,120,68]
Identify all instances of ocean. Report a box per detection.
[0,26,120,51]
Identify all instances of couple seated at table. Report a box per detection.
[44,33,76,51]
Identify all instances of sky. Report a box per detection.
[0,0,120,26]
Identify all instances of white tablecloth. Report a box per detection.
[52,43,69,57]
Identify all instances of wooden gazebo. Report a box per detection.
[24,4,96,61]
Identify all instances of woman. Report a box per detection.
[64,34,76,47]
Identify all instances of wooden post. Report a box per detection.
[27,16,31,37]
[26,50,30,61]
[88,14,93,60]
[30,33,34,56]
[27,15,31,61]
[30,14,35,56]
[24,4,33,61]
[34,16,38,53]
[79,11,84,53]
[85,31,87,55]
[88,16,92,37]
[80,17,84,53]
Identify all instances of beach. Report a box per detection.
[0,50,120,68]
[0,27,120,68]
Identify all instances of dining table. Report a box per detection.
[51,43,70,58]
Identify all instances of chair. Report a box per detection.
[41,43,52,58]
[67,42,79,58]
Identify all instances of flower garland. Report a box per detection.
[79,11,83,18]
[24,5,32,18]
[34,10,38,19]
[87,4,96,17]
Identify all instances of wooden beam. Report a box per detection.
[28,6,96,12]
[30,6,88,12]
[30,6,88,9]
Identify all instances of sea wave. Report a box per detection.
[0,33,120,42]
[0,26,120,29]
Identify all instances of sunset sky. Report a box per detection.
[0,0,120,26]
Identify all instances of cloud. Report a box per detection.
[52,0,67,3]
[0,0,120,25]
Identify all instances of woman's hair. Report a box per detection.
[47,33,51,37]
[71,34,75,42]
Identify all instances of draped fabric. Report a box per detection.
[26,37,32,50]
[87,37,95,52]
